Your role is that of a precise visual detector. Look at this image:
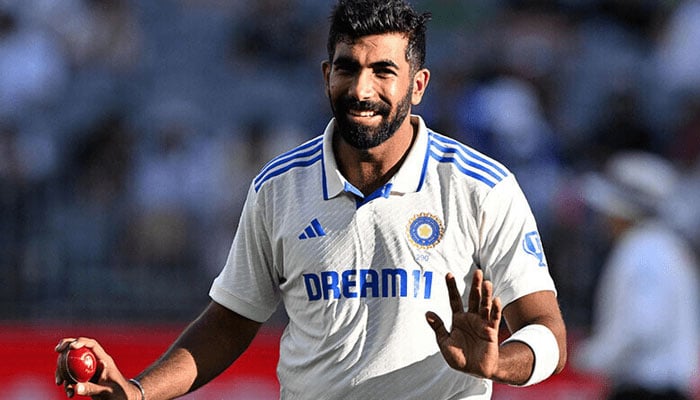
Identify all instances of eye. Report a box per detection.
[332,58,359,76]
[334,65,354,75]
[375,68,396,78]
[372,62,399,78]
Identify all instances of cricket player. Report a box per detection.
[56,1,567,398]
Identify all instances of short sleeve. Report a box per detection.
[209,184,280,322]
[477,175,557,306]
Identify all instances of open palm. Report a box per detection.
[426,270,502,378]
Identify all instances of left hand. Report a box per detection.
[425,269,502,378]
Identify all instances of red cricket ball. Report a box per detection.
[59,346,98,383]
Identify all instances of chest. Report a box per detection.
[270,181,479,301]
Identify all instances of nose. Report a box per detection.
[348,69,375,100]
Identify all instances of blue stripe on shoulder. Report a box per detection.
[254,136,323,192]
[429,150,497,187]
[254,136,323,185]
[428,132,509,187]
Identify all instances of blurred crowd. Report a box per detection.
[1,0,699,332]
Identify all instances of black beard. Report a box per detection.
[331,91,412,150]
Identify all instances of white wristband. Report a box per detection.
[501,324,559,387]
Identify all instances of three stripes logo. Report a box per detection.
[298,218,326,240]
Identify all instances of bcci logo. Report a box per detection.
[407,213,444,249]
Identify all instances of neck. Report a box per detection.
[334,116,417,196]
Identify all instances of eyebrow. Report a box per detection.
[333,56,401,70]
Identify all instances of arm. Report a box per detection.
[55,301,262,399]
[496,288,567,384]
[426,270,566,385]
[137,301,262,399]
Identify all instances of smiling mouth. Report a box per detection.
[348,109,379,118]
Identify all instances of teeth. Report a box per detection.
[350,110,376,117]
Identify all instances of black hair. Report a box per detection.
[327,0,431,72]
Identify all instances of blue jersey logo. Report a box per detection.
[407,213,444,249]
[523,231,547,267]
[298,218,326,240]
[303,268,434,300]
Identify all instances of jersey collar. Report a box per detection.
[322,115,430,200]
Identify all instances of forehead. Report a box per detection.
[333,33,410,66]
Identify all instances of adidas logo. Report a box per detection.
[298,218,326,240]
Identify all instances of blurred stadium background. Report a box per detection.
[1,0,699,398]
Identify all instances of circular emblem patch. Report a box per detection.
[407,213,444,249]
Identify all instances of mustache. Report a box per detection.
[338,96,391,115]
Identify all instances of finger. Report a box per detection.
[70,337,99,350]
[425,311,450,344]
[479,279,493,320]
[75,381,108,398]
[56,350,64,385]
[74,382,89,397]
[90,360,106,383]
[467,269,483,313]
[490,296,502,326]
[444,273,464,315]
[56,339,78,386]
[56,360,65,386]
[63,381,76,398]
[56,338,77,353]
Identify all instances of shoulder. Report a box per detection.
[426,130,511,189]
[252,135,324,193]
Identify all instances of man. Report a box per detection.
[574,151,699,400]
[55,1,566,399]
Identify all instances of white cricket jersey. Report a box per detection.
[210,115,557,400]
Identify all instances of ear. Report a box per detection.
[411,68,430,106]
[322,60,331,92]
